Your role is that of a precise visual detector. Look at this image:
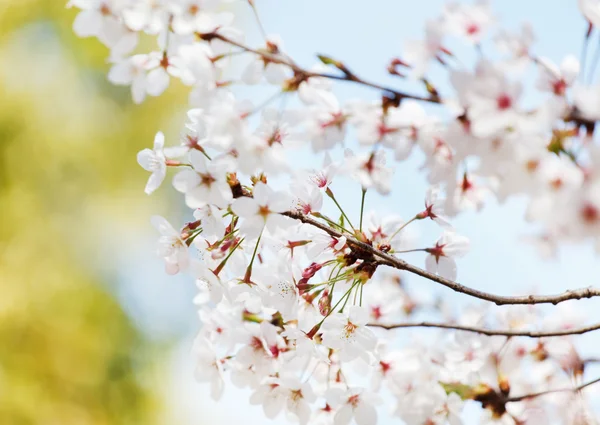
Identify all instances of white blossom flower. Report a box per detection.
[404,21,446,78]
[536,55,579,96]
[241,36,290,85]
[172,151,233,208]
[328,387,380,425]
[424,231,470,280]
[231,182,293,239]
[137,131,167,194]
[193,337,225,400]
[321,306,377,363]
[151,215,189,275]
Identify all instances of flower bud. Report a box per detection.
[318,289,331,316]
[302,262,322,280]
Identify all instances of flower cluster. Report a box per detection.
[70,0,600,424]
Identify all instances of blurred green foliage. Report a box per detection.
[0,2,188,423]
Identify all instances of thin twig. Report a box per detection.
[205,32,440,104]
[368,321,600,337]
[506,376,600,403]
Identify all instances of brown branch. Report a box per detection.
[368,321,600,337]
[205,32,440,105]
[506,376,600,403]
[283,210,600,306]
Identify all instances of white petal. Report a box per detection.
[437,256,457,280]
[263,395,283,418]
[172,169,200,193]
[145,170,166,194]
[348,305,369,325]
[150,215,178,236]
[264,63,289,84]
[153,131,165,150]
[241,59,264,85]
[189,150,208,172]
[269,192,294,213]
[73,9,102,37]
[137,149,154,171]
[210,377,224,401]
[232,197,258,218]
[108,61,133,85]
[425,254,437,274]
[334,405,353,425]
[240,216,265,239]
[355,402,377,425]
[131,77,147,103]
[253,182,271,206]
[560,54,580,83]
[146,68,170,96]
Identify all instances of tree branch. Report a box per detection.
[206,32,440,104]
[283,210,600,306]
[506,376,600,403]
[368,321,600,337]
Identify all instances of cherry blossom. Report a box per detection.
[424,231,470,280]
[193,338,225,400]
[231,182,292,239]
[328,387,379,425]
[443,1,494,44]
[137,131,168,194]
[320,306,377,363]
[151,215,189,275]
[241,36,290,85]
[172,150,233,208]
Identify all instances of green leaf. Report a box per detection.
[440,382,475,400]
[317,54,342,67]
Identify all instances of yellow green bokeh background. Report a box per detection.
[0,2,188,423]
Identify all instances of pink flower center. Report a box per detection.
[377,122,397,139]
[581,203,599,224]
[258,205,271,219]
[496,94,512,110]
[466,23,479,35]
[427,243,446,262]
[347,394,361,407]
[552,79,567,96]
[343,321,358,338]
[320,112,346,130]
[371,305,383,321]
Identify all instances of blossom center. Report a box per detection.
[149,156,164,171]
[343,320,358,339]
[321,112,346,130]
[552,79,567,96]
[581,203,599,224]
[371,305,383,321]
[199,172,216,187]
[466,23,480,35]
[100,3,111,16]
[496,94,512,110]
[258,205,271,218]
[347,394,360,407]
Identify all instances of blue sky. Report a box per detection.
[116,1,600,424]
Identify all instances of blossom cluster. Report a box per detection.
[70,0,600,424]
